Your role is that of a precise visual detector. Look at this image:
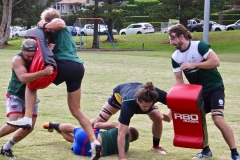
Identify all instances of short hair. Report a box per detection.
[168,24,193,40]
[21,39,37,52]
[136,82,158,103]
[40,8,61,21]
[129,127,139,142]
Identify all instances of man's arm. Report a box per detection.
[13,56,53,84]
[118,123,129,160]
[93,122,119,130]
[180,51,220,70]
[38,18,65,31]
[174,72,184,84]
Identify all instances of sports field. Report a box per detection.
[0,49,240,160]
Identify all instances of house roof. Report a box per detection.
[58,0,86,4]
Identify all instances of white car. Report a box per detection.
[119,23,154,35]
[210,21,226,31]
[14,27,27,37]
[226,20,240,30]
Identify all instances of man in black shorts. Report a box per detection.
[91,82,169,160]
[7,8,102,160]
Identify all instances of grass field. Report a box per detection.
[5,30,240,55]
[0,47,240,160]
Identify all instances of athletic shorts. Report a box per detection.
[71,127,99,156]
[53,60,85,92]
[107,94,122,109]
[202,86,225,113]
[6,93,39,117]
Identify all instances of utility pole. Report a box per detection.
[203,0,210,43]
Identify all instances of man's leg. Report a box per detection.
[1,116,36,158]
[6,88,37,129]
[91,101,119,126]
[67,88,102,160]
[212,109,239,160]
[147,107,166,155]
[42,122,75,143]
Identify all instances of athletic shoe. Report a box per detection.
[192,150,212,159]
[90,140,102,160]
[0,146,16,159]
[42,122,54,132]
[151,146,167,155]
[6,118,31,130]
[231,155,240,160]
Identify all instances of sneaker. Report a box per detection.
[151,146,167,155]
[0,146,16,159]
[42,122,53,132]
[192,150,213,159]
[90,140,102,160]
[6,118,31,130]
[232,155,240,160]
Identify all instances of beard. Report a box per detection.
[175,40,184,50]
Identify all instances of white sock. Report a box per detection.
[23,117,32,123]
[90,140,100,150]
[3,139,16,150]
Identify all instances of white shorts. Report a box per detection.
[6,94,39,117]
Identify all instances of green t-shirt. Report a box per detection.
[99,128,130,156]
[50,27,83,64]
[7,52,30,100]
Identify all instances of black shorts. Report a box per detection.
[202,86,225,113]
[53,60,85,92]
[107,94,122,109]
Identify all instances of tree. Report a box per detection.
[0,0,54,49]
[147,0,206,27]
[12,0,55,29]
[0,0,21,49]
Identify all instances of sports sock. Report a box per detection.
[3,139,16,150]
[202,146,210,153]
[23,117,32,124]
[153,137,160,147]
[230,148,239,156]
[49,122,61,133]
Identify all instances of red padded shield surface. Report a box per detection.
[167,84,207,149]
[27,37,57,89]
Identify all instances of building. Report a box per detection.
[51,0,103,15]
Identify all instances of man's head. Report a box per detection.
[41,8,61,22]
[136,82,158,112]
[168,24,193,50]
[21,39,37,62]
[129,127,139,142]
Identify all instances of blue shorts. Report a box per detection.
[71,127,99,156]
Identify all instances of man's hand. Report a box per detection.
[49,43,56,51]
[37,19,46,28]
[180,62,196,70]
[43,65,54,76]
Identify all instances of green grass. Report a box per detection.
[5,30,240,54]
[0,48,240,159]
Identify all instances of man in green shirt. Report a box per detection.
[42,121,139,157]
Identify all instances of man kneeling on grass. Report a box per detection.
[42,121,139,157]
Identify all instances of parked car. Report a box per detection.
[67,26,78,36]
[187,19,212,32]
[226,20,240,30]
[99,25,118,35]
[77,24,118,36]
[119,23,154,35]
[14,27,27,37]
[210,21,226,31]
